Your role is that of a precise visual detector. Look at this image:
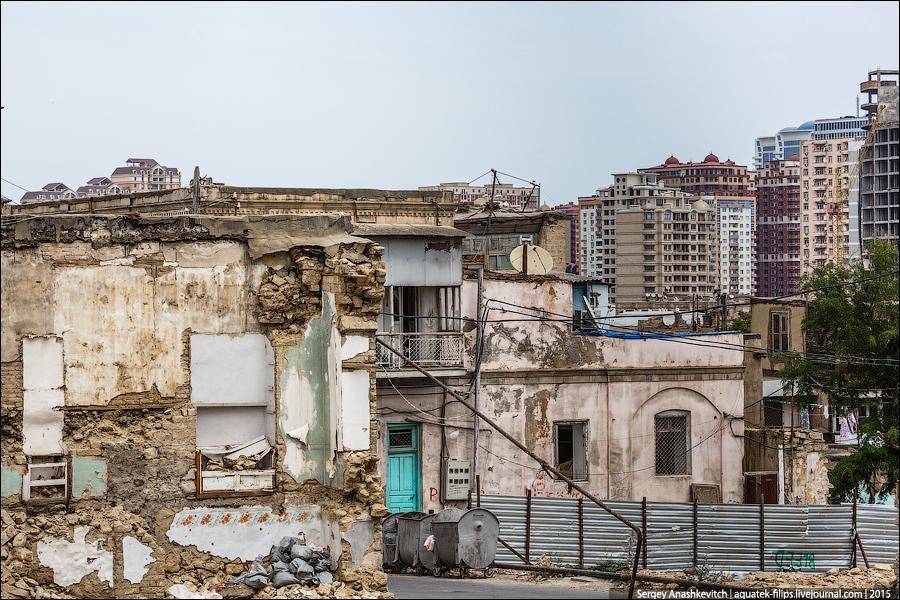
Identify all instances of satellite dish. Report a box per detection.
[510,244,553,275]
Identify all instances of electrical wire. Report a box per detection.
[377,362,474,423]
[477,418,737,477]
[1,177,32,193]
[477,302,898,366]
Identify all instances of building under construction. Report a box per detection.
[853,68,900,257]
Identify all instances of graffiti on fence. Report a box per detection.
[774,549,815,570]
[530,472,587,499]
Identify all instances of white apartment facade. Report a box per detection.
[712,197,755,295]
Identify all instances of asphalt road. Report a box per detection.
[388,574,622,599]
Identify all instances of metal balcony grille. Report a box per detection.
[376,332,464,370]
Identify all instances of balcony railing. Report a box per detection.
[376,332,465,370]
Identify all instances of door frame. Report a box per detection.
[386,422,421,512]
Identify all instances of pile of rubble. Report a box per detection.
[734,565,897,589]
[229,535,334,590]
[631,565,897,591]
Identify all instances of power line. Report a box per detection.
[1,177,31,193]
[478,302,898,366]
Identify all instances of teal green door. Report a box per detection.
[386,424,420,513]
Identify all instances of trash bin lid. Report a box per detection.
[433,507,465,523]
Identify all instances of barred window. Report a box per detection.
[655,411,690,475]
[763,400,784,428]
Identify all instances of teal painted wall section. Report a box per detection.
[72,457,107,498]
[279,293,338,486]
[1,467,22,497]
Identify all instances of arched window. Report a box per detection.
[655,410,690,475]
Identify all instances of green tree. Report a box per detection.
[730,310,751,333]
[781,239,899,504]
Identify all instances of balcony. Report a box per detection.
[376,332,465,374]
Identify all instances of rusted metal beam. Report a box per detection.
[855,532,870,568]
[525,488,533,564]
[641,496,648,569]
[375,337,645,597]
[498,537,529,565]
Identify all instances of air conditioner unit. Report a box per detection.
[442,459,471,501]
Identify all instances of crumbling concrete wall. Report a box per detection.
[1,215,388,597]
[783,430,831,505]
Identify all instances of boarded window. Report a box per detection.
[655,411,690,475]
[191,334,275,495]
[553,422,587,480]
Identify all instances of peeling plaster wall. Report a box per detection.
[22,336,65,455]
[37,526,114,588]
[71,457,108,498]
[122,536,155,584]
[165,505,342,562]
[377,276,747,506]
[1,215,388,597]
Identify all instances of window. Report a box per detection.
[191,334,276,496]
[655,411,690,475]
[763,400,784,428]
[553,422,587,480]
[770,312,790,353]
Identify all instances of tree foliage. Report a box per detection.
[730,310,751,333]
[781,239,899,504]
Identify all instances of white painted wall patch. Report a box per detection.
[37,526,113,588]
[122,535,155,584]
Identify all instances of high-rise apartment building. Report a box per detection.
[638,153,750,196]
[799,138,859,274]
[810,116,868,141]
[555,201,580,269]
[756,159,802,297]
[109,158,181,193]
[711,197,755,295]
[616,196,716,304]
[578,173,713,304]
[419,181,539,209]
[857,68,899,252]
[754,123,813,170]
[754,117,867,171]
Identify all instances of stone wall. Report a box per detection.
[1,215,389,598]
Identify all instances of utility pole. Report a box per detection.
[191,166,201,214]
[472,265,484,492]
[721,292,728,330]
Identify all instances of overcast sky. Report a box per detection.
[2,1,898,205]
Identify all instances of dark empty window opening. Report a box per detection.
[553,422,587,480]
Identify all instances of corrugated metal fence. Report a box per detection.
[480,494,898,573]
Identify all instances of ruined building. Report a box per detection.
[1,213,391,597]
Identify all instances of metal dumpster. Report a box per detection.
[432,508,499,577]
[382,512,420,572]
[397,512,438,574]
